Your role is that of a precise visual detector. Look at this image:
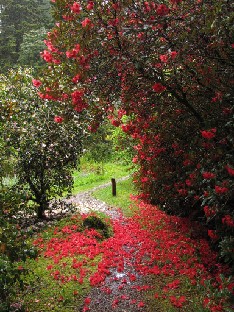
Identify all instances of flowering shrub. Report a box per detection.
[1,68,83,218]
[37,1,233,260]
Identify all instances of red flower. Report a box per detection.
[87,1,94,10]
[152,82,166,93]
[170,51,178,59]
[222,215,234,227]
[137,301,145,308]
[215,185,228,194]
[201,128,216,139]
[84,297,91,305]
[81,18,92,28]
[66,44,80,58]
[156,4,170,16]
[202,172,216,179]
[32,79,42,87]
[225,165,234,176]
[169,296,186,308]
[159,54,168,63]
[208,230,219,240]
[41,50,53,62]
[72,74,81,83]
[71,2,81,14]
[204,206,216,218]
[54,116,64,123]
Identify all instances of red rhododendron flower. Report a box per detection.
[225,165,234,176]
[32,79,42,87]
[208,230,219,240]
[152,82,166,93]
[71,2,81,14]
[202,172,216,179]
[137,301,145,308]
[41,50,53,62]
[84,297,91,305]
[87,1,94,10]
[81,18,92,28]
[72,74,81,83]
[156,4,170,16]
[54,116,64,123]
[170,51,178,59]
[222,215,234,227]
[204,206,216,218]
[201,128,216,139]
[169,296,186,308]
[215,185,228,194]
[159,54,168,63]
[66,44,80,58]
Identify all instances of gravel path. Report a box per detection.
[62,176,152,312]
[64,175,129,217]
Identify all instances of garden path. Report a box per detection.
[64,177,152,311]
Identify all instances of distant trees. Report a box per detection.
[0,0,53,72]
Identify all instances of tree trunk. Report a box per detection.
[37,199,48,219]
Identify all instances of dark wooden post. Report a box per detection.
[111,178,116,196]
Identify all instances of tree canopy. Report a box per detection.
[0,0,53,72]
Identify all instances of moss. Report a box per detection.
[83,215,111,238]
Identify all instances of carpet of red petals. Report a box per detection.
[33,201,233,312]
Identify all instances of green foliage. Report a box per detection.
[0,68,83,218]
[18,28,48,72]
[83,122,114,173]
[0,0,53,72]
[0,185,38,310]
[110,122,135,165]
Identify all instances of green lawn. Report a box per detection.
[92,177,138,217]
[72,161,132,194]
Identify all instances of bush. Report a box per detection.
[0,186,37,310]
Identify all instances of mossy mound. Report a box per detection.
[83,215,111,239]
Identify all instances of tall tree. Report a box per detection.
[0,0,53,72]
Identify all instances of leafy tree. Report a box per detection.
[0,0,53,72]
[18,27,47,71]
[37,0,233,263]
[1,68,84,218]
[83,122,114,173]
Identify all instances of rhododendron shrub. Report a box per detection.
[38,1,233,256]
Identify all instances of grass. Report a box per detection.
[92,177,138,217]
[72,160,132,194]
